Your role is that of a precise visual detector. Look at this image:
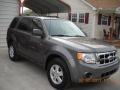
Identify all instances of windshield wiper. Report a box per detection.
[72,35,85,37]
[51,34,85,37]
[51,35,72,37]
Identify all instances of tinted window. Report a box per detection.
[17,18,32,33]
[10,17,19,28]
[33,19,43,29]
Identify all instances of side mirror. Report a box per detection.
[33,29,43,36]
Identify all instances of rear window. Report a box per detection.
[17,18,33,33]
[10,17,19,28]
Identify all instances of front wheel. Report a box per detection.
[47,58,71,89]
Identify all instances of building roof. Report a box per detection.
[86,0,120,10]
[24,0,71,14]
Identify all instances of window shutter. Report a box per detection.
[85,13,89,24]
[98,14,102,25]
[108,16,111,26]
[68,13,71,20]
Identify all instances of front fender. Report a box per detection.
[44,46,79,82]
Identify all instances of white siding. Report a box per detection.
[58,0,95,37]
[0,0,19,47]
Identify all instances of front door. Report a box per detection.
[28,19,44,64]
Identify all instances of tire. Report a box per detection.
[8,43,19,61]
[47,58,71,89]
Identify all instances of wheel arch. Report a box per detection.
[7,38,13,47]
[7,34,17,48]
[45,54,68,71]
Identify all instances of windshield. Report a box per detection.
[44,19,85,37]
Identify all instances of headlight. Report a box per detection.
[77,53,96,64]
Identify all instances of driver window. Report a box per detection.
[32,19,43,30]
[32,20,39,30]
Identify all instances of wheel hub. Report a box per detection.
[50,64,63,85]
[9,46,14,58]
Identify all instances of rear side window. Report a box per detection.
[10,17,19,28]
[17,18,32,33]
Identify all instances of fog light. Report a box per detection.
[84,72,92,78]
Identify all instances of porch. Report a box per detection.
[103,13,120,47]
[99,8,120,42]
[96,9,120,47]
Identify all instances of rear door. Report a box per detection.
[15,18,32,56]
[7,17,19,45]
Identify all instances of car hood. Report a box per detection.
[52,37,116,53]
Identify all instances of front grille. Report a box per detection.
[97,51,116,65]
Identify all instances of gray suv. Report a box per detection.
[7,16,119,89]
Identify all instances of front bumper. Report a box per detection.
[71,57,120,83]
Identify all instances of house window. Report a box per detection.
[79,14,85,23]
[71,13,77,22]
[101,16,109,25]
[70,13,89,24]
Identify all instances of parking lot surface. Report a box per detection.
[0,48,120,90]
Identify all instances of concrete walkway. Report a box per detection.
[0,48,120,90]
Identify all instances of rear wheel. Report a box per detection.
[47,58,71,89]
[8,43,20,61]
